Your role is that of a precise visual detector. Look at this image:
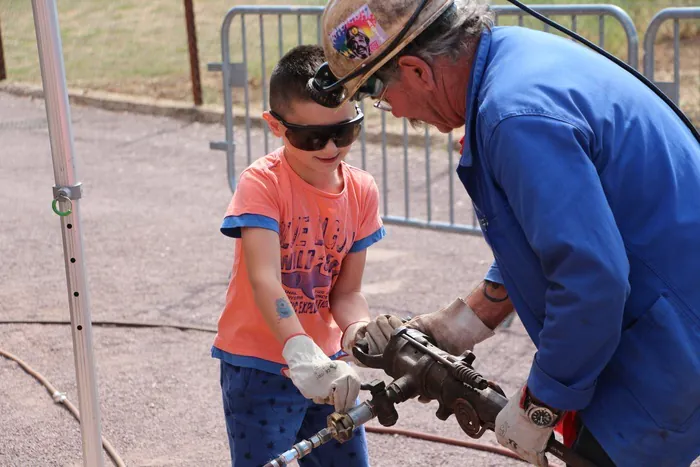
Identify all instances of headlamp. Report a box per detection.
[308,0,432,108]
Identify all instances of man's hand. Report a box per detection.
[495,386,559,466]
[341,315,403,358]
[282,334,361,412]
[406,297,495,355]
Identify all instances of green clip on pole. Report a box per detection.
[52,197,72,216]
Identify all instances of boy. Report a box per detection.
[211,45,398,466]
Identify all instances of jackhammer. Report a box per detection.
[264,326,597,467]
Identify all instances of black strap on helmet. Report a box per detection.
[308,0,435,107]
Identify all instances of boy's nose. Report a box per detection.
[323,138,338,153]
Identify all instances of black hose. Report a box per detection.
[0,319,216,333]
[506,0,699,142]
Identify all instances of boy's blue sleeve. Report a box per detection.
[349,226,386,253]
[486,115,630,411]
[221,214,279,238]
[350,178,386,253]
[220,170,281,238]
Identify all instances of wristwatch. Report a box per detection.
[522,387,563,428]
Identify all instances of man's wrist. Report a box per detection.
[483,279,509,302]
[465,281,514,329]
[526,386,562,413]
[523,386,564,428]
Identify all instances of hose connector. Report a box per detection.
[263,427,333,467]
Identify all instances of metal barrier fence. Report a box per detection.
[209,4,640,235]
[643,7,700,109]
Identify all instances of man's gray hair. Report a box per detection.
[376,0,493,82]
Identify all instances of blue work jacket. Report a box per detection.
[459,26,700,466]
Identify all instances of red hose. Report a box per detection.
[365,426,526,462]
[1,319,526,463]
[0,348,126,467]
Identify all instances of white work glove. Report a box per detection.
[282,334,361,412]
[406,297,495,355]
[495,386,557,466]
[341,315,403,361]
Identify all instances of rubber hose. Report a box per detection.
[0,348,127,467]
[0,319,526,464]
[0,319,217,333]
[364,426,526,462]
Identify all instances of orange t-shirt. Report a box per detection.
[212,148,385,373]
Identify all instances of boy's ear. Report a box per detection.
[397,56,436,92]
[263,111,286,138]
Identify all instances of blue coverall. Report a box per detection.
[459,26,700,466]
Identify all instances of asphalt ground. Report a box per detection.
[0,91,677,467]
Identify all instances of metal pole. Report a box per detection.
[260,14,269,154]
[184,0,203,106]
[30,2,105,466]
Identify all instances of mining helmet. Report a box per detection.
[309,0,455,108]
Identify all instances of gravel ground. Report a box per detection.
[2,92,693,467]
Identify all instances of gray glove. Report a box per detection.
[495,385,554,466]
[406,297,495,355]
[342,314,403,358]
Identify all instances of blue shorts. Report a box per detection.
[219,360,370,467]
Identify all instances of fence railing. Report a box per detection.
[643,7,700,107]
[210,4,681,235]
[493,4,638,68]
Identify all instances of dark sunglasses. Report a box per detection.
[269,108,364,152]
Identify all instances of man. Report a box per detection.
[317,0,700,466]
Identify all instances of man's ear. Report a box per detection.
[397,56,436,91]
[263,111,285,138]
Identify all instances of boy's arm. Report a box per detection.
[330,250,370,331]
[334,177,399,357]
[241,227,304,343]
[242,226,361,412]
[331,249,401,359]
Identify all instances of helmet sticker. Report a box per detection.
[330,5,388,60]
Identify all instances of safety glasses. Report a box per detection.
[269,107,364,152]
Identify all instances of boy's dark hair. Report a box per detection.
[269,45,326,117]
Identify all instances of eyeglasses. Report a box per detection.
[373,85,392,112]
[269,107,364,152]
[351,76,391,112]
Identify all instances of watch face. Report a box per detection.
[530,408,554,427]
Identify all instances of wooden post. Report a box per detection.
[183,0,202,106]
[0,18,7,81]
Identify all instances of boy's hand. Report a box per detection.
[282,334,361,412]
[341,315,403,358]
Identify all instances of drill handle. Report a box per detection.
[352,338,384,368]
[547,437,599,467]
